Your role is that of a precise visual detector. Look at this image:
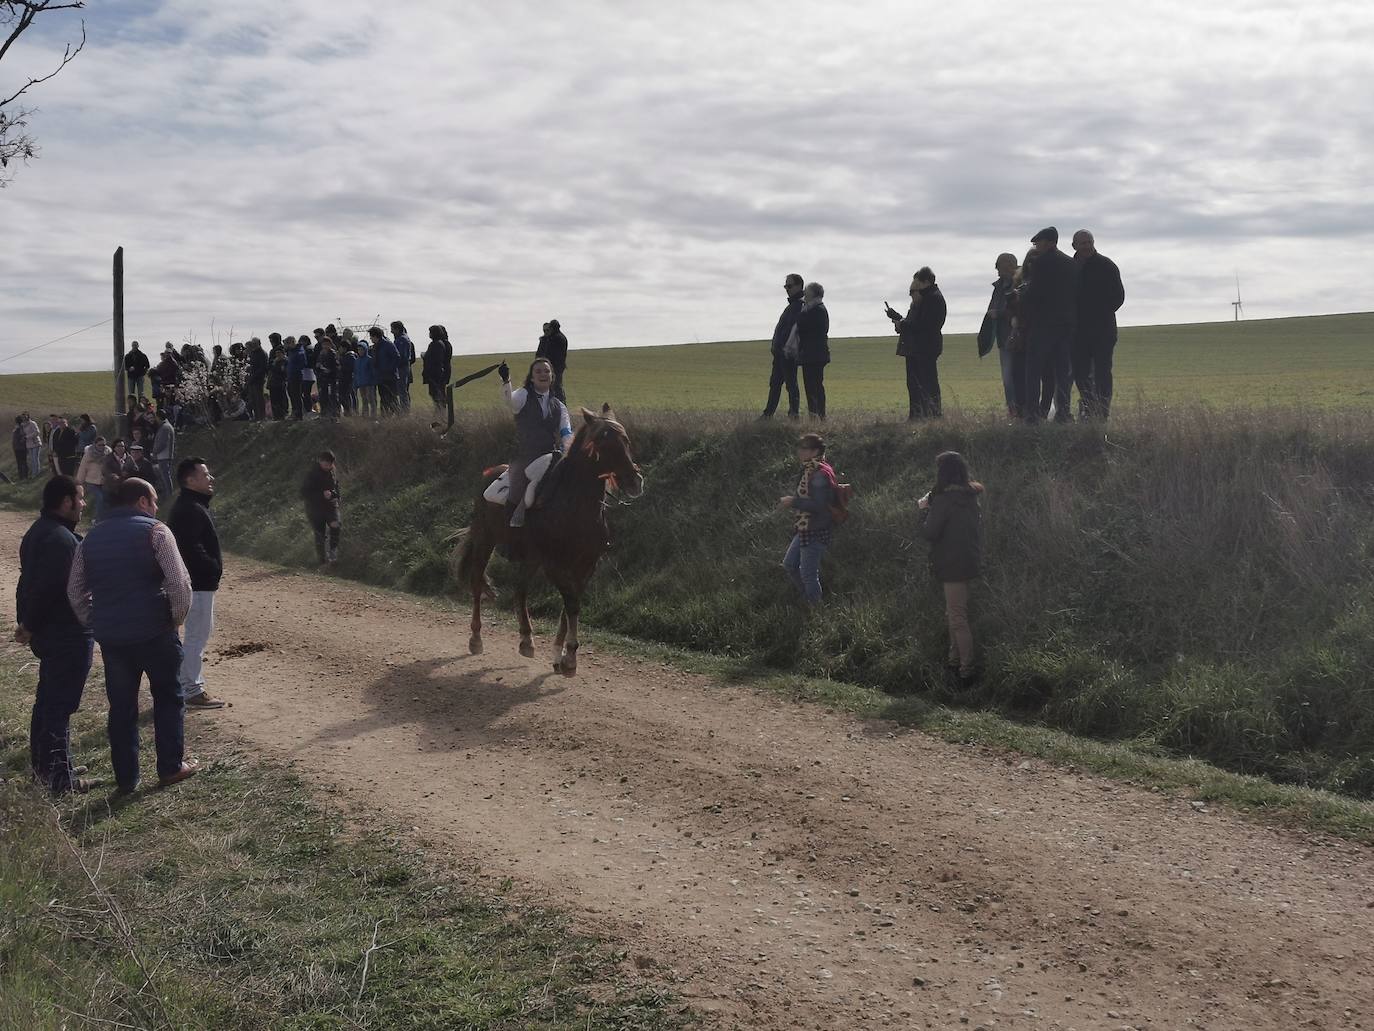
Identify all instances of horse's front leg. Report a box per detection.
[516,563,536,659]
[555,588,580,676]
[553,611,568,665]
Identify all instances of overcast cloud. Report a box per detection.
[1,0,1371,371]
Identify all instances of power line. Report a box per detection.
[0,317,114,368]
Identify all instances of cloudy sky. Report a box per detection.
[1,0,1370,372]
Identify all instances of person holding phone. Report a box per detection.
[886,267,947,419]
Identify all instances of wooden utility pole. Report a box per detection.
[113,246,126,415]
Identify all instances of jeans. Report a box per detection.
[904,352,941,418]
[943,581,974,673]
[178,591,216,696]
[360,385,378,418]
[378,382,399,416]
[287,374,304,419]
[29,632,94,790]
[310,516,340,562]
[129,374,145,399]
[100,629,186,788]
[801,363,826,419]
[1023,323,1073,423]
[340,380,355,415]
[429,382,447,411]
[14,448,28,480]
[399,374,412,411]
[997,346,1023,412]
[27,446,42,477]
[763,354,800,417]
[1072,330,1118,419]
[782,534,828,604]
[156,459,174,499]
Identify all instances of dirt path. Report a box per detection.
[7,510,1373,1030]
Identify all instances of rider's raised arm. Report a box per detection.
[502,378,526,413]
[558,406,573,454]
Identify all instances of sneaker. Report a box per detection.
[55,776,105,795]
[185,692,226,709]
[157,760,201,788]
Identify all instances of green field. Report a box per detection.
[4,312,1372,418]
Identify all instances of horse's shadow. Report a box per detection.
[299,655,567,756]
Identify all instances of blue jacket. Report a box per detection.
[286,345,308,377]
[394,333,415,382]
[17,514,89,642]
[353,342,376,387]
[371,336,401,383]
[79,508,176,646]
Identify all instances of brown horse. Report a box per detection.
[454,404,643,675]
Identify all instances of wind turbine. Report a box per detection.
[1232,274,1244,321]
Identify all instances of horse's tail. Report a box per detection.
[449,525,474,584]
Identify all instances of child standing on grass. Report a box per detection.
[779,432,836,605]
[918,451,984,685]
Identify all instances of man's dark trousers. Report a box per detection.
[1024,324,1073,423]
[29,631,94,790]
[763,355,799,417]
[101,629,185,789]
[1072,330,1117,419]
[378,382,399,416]
[904,352,941,418]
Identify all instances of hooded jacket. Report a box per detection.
[918,484,984,582]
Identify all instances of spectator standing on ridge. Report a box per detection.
[1071,229,1126,420]
[778,432,836,605]
[23,413,42,478]
[391,321,416,411]
[52,417,80,476]
[75,436,109,521]
[353,339,378,418]
[77,415,97,450]
[761,273,804,420]
[370,326,401,415]
[302,450,342,564]
[917,451,984,687]
[17,476,99,793]
[300,330,318,415]
[982,253,1021,419]
[157,344,181,397]
[336,329,357,416]
[315,334,340,420]
[169,458,226,709]
[1018,227,1076,423]
[886,267,948,419]
[535,319,569,403]
[151,410,176,499]
[423,326,450,411]
[12,415,29,480]
[124,342,150,398]
[266,341,288,419]
[794,283,830,420]
[67,476,199,792]
[286,336,307,419]
[245,337,268,421]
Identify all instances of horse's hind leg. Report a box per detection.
[468,522,496,655]
[553,612,568,665]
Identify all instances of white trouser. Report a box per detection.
[178,591,216,694]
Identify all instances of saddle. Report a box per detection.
[482,452,563,510]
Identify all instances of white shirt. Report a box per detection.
[502,381,573,453]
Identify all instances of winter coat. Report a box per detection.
[1075,251,1125,338]
[895,285,947,358]
[302,465,340,523]
[771,299,804,358]
[124,349,150,376]
[790,467,836,535]
[157,354,181,386]
[286,345,308,378]
[246,346,268,385]
[314,346,340,382]
[352,343,377,388]
[128,455,157,482]
[77,424,98,449]
[267,353,287,389]
[536,330,569,373]
[52,425,79,460]
[918,485,984,583]
[371,336,401,383]
[394,333,416,382]
[422,339,448,385]
[16,513,88,641]
[76,444,110,486]
[1021,248,1077,328]
[168,488,223,592]
[339,348,356,384]
[152,422,176,463]
[795,301,831,367]
[102,451,132,487]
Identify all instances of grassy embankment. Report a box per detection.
[138,397,1374,807]
[4,311,1373,419]
[0,650,692,1030]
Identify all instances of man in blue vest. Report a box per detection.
[67,476,199,792]
[16,475,99,793]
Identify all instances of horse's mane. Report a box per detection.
[571,413,629,461]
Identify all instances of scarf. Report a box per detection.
[794,458,835,533]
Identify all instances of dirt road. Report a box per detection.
[8,509,1372,1030]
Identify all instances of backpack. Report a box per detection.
[829,481,855,526]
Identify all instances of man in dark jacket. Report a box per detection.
[169,458,225,708]
[124,342,150,399]
[1071,230,1126,420]
[16,476,98,792]
[1019,227,1076,423]
[795,282,830,419]
[127,442,157,482]
[302,450,341,564]
[761,274,804,419]
[51,416,80,475]
[369,327,401,415]
[536,319,570,402]
[245,338,268,421]
[886,267,948,419]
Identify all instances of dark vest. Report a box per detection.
[81,508,174,645]
[516,389,563,461]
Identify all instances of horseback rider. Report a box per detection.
[499,358,573,527]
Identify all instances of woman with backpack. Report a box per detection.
[917,451,984,685]
[778,432,838,605]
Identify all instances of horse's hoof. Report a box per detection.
[519,641,536,659]
[469,637,484,655]
[556,659,576,678]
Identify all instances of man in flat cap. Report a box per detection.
[1018,227,1076,423]
[1071,230,1126,419]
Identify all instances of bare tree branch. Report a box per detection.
[0,0,86,184]
[0,19,85,109]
